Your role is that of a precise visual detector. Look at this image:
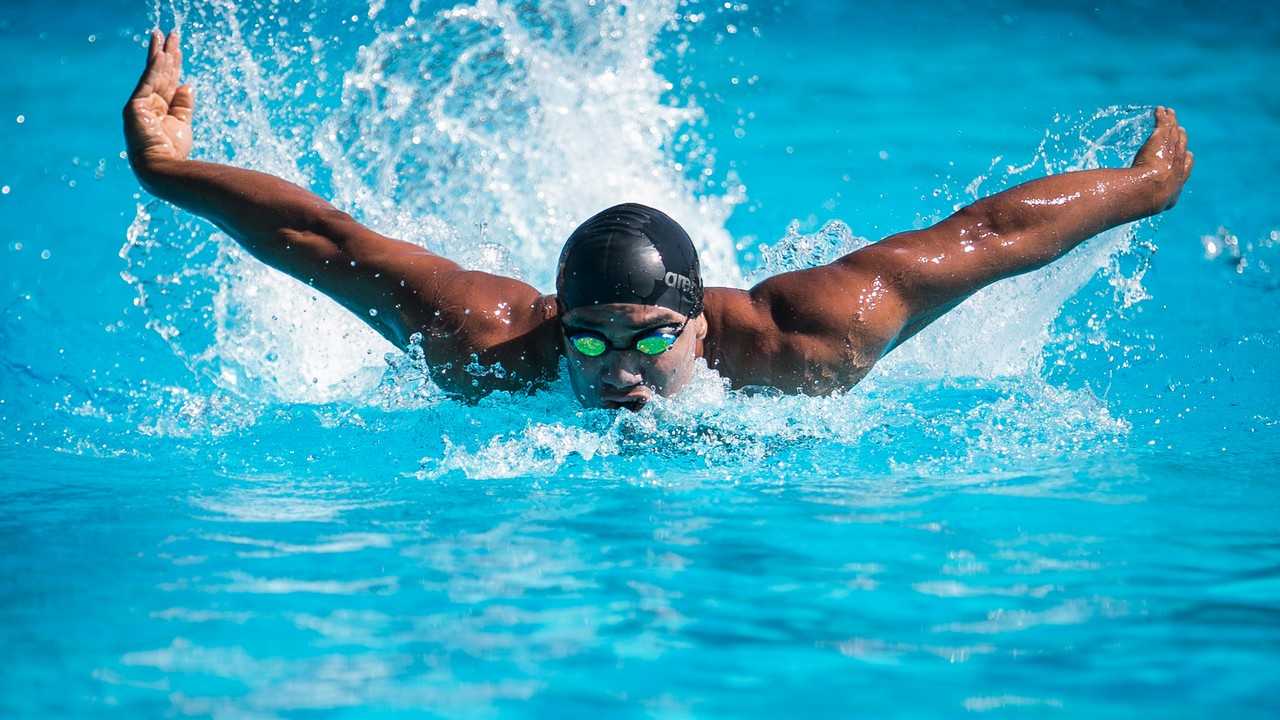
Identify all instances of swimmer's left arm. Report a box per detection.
[840,106,1193,351]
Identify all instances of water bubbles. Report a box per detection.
[1200,225,1279,287]
[748,219,869,283]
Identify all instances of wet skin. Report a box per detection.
[560,303,708,411]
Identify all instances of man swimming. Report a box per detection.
[125,31,1194,411]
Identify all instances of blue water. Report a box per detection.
[3,0,1279,717]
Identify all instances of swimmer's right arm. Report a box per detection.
[124,31,560,391]
[123,30,427,344]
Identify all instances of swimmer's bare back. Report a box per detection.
[126,30,1191,398]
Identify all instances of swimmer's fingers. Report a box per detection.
[124,29,195,164]
[1136,107,1185,169]
[1136,106,1193,211]
[1160,106,1194,183]
[1172,111,1195,181]
[130,31,168,104]
[129,31,187,108]
[169,81,195,126]
[1150,106,1177,152]
[127,32,158,104]
[159,30,195,124]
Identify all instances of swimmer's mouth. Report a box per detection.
[601,393,648,412]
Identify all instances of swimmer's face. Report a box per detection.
[560,303,707,412]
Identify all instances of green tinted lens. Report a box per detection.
[634,333,676,355]
[570,334,608,357]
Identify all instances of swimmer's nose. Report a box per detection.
[600,354,644,388]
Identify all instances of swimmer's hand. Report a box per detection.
[1131,106,1194,213]
[124,30,194,172]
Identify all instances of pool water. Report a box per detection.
[2,0,1278,717]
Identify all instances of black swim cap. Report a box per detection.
[556,203,704,318]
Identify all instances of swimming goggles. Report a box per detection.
[562,319,689,357]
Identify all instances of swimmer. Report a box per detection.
[125,30,1193,411]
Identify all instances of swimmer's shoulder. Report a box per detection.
[700,282,882,394]
[700,286,780,385]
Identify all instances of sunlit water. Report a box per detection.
[2,0,1278,717]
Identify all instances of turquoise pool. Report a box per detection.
[2,0,1277,716]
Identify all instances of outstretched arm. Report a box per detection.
[123,30,560,394]
[707,108,1192,394]
[124,30,432,344]
[836,106,1194,350]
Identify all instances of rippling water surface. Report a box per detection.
[2,0,1278,717]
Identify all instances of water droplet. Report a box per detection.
[369,308,378,316]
